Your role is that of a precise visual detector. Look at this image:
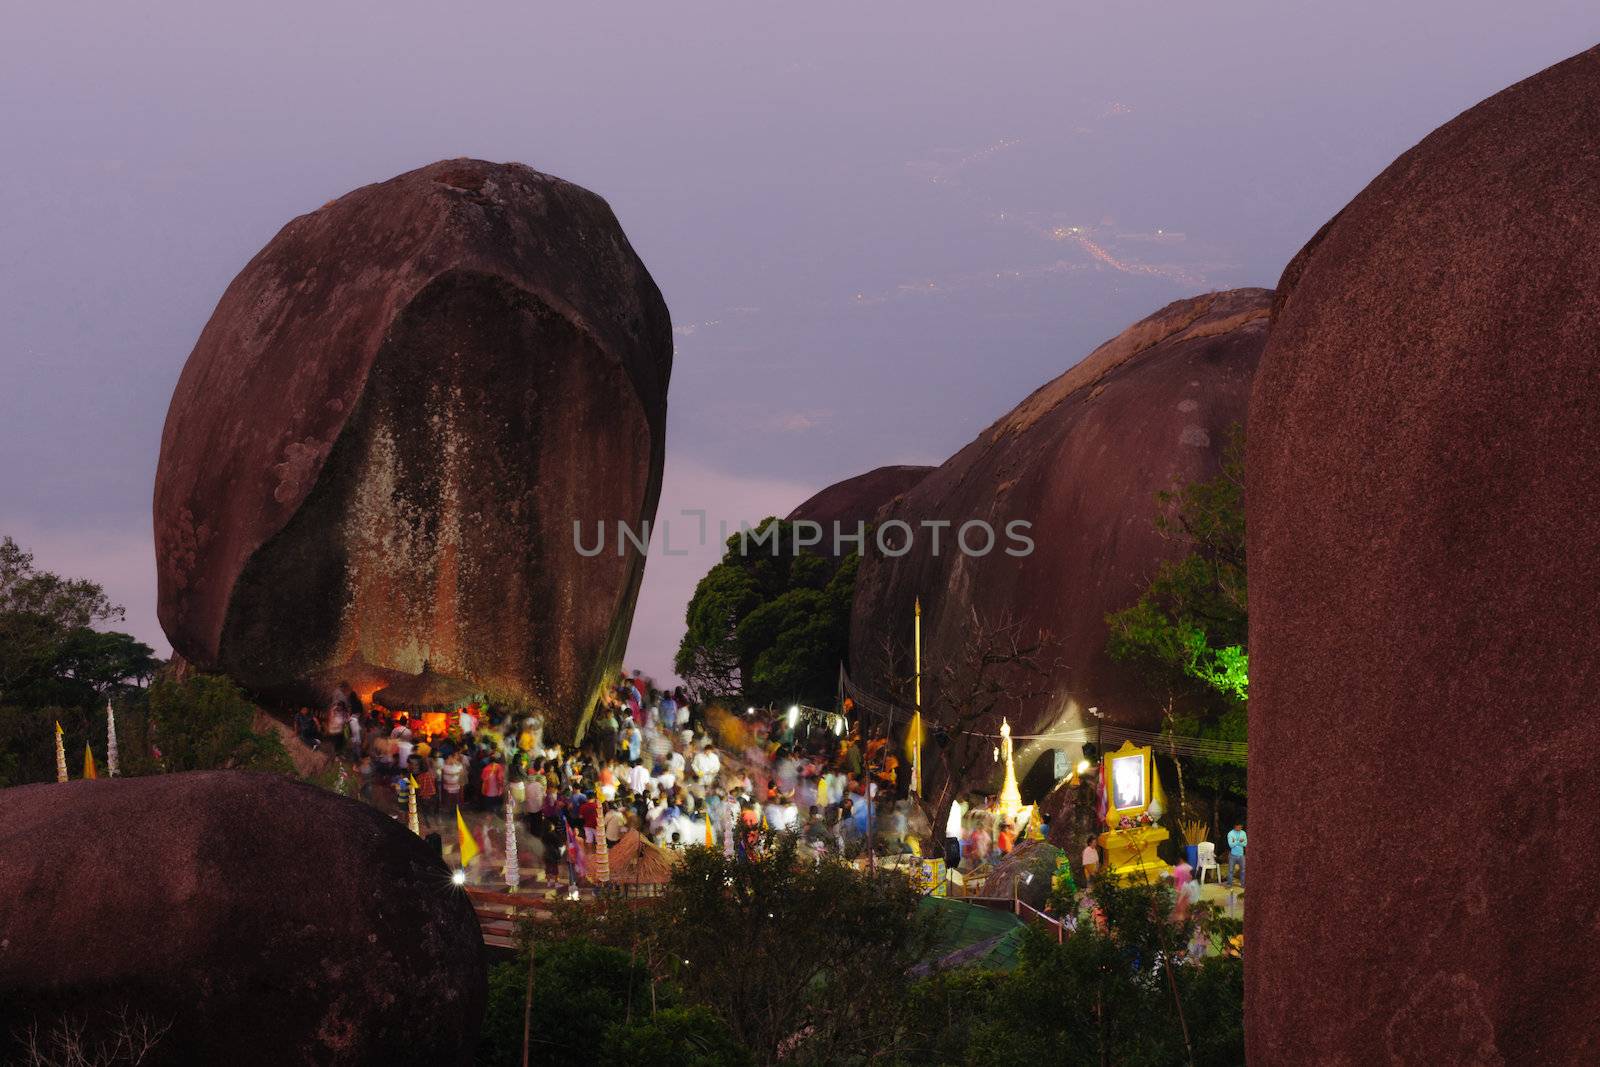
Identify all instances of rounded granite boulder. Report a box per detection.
[1247,45,1600,1065]
[850,288,1268,793]
[153,159,672,735]
[0,771,486,1065]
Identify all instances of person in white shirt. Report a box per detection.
[692,746,721,787]
[392,734,413,771]
[626,760,651,796]
[457,708,477,735]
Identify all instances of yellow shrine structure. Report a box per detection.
[1097,739,1172,884]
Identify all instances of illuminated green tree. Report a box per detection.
[1106,425,1247,799]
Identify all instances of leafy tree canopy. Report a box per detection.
[0,536,124,629]
[903,877,1244,1067]
[478,938,660,1067]
[675,520,857,707]
[1106,426,1247,705]
[658,835,934,1065]
[1106,426,1247,798]
[146,674,293,776]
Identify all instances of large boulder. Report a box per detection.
[1246,46,1600,1065]
[786,465,933,548]
[849,289,1267,795]
[153,159,671,735]
[0,772,486,1065]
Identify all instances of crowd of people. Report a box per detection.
[296,669,1046,885]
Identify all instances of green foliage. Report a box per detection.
[675,519,857,706]
[477,938,660,1067]
[660,836,935,1064]
[146,674,293,775]
[603,1006,752,1067]
[899,877,1244,1066]
[0,536,124,630]
[1106,427,1247,703]
[900,968,1010,1064]
[1106,426,1248,798]
[0,537,161,786]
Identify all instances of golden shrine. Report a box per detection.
[1097,739,1171,884]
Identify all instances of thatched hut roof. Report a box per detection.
[373,663,477,712]
[310,652,409,704]
[606,830,682,886]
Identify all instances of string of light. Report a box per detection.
[836,665,1247,763]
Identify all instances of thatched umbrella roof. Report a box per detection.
[311,651,408,703]
[607,830,682,886]
[373,662,477,712]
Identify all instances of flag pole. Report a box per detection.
[912,598,923,798]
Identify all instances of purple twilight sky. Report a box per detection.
[2,2,1596,679]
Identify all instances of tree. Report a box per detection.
[0,537,124,629]
[0,537,160,785]
[658,836,934,1064]
[477,938,658,1067]
[1106,425,1248,807]
[146,674,293,775]
[901,876,1244,1067]
[868,607,1060,832]
[675,520,857,708]
[1106,425,1246,700]
[603,1007,751,1067]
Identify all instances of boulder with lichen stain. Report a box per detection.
[0,771,486,1065]
[152,159,671,735]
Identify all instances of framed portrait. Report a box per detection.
[1111,751,1146,811]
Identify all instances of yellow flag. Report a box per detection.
[83,744,97,780]
[704,809,715,848]
[456,806,480,867]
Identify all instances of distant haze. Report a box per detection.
[3,2,1595,678]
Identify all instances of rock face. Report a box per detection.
[786,465,933,547]
[0,772,486,1065]
[849,289,1268,789]
[1247,47,1600,1065]
[153,160,671,734]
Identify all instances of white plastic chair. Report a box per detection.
[1196,841,1219,885]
